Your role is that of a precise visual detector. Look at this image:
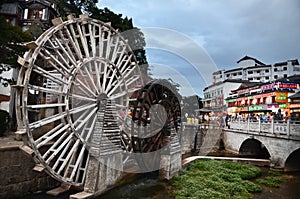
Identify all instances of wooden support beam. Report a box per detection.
[11,84,24,89]
[79,14,89,19]
[33,164,45,172]
[67,14,76,20]
[17,56,26,66]
[25,41,38,49]
[46,184,70,196]
[19,145,34,157]
[52,17,63,26]
[15,129,26,141]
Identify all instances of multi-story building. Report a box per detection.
[203,56,300,113]
[202,79,252,112]
[0,0,60,30]
[213,56,300,84]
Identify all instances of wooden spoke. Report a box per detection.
[69,94,97,102]
[36,124,70,149]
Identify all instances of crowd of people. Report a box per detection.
[231,110,300,122]
[183,109,300,128]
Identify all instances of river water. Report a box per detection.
[97,174,173,199]
[96,169,300,199]
[253,169,300,199]
[20,158,300,199]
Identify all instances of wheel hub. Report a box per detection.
[96,93,108,111]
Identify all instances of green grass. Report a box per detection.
[256,176,284,188]
[267,170,282,176]
[256,170,284,188]
[172,159,262,199]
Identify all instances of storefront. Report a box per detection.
[226,81,299,116]
[289,92,300,117]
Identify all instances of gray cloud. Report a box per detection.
[99,0,300,95]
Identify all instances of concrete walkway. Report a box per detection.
[183,156,270,167]
[0,132,22,151]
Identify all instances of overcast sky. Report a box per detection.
[98,0,300,96]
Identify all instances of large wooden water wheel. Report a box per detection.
[15,15,143,187]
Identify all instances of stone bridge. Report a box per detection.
[223,120,300,171]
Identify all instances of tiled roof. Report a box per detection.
[237,55,265,66]
[0,3,19,15]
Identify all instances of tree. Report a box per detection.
[25,19,44,40]
[89,7,150,77]
[0,16,32,86]
[182,95,203,116]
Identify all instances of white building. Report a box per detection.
[203,79,247,112]
[0,69,13,112]
[213,56,300,84]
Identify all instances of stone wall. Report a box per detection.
[0,140,59,199]
[179,125,198,154]
[179,125,222,155]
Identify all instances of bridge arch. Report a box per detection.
[239,138,271,159]
[285,148,300,171]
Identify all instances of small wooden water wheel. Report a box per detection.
[130,79,182,172]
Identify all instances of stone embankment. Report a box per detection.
[0,132,59,199]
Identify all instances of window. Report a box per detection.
[274,75,278,79]
[283,67,287,71]
[284,74,288,78]
[238,72,242,75]
[249,78,253,80]
[257,70,261,74]
[274,68,278,72]
[28,9,43,20]
[248,71,253,74]
[266,76,269,80]
[265,69,269,73]
[24,9,28,19]
[257,77,261,80]
[233,73,237,76]
[226,74,230,78]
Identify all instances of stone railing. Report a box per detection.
[229,120,300,140]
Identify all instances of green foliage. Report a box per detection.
[173,159,262,199]
[268,170,282,176]
[182,95,203,115]
[256,176,284,188]
[256,170,284,188]
[0,16,32,86]
[0,110,9,136]
[90,7,149,76]
[58,0,98,17]
[25,20,44,39]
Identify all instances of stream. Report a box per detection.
[96,169,300,199]
[19,153,300,199]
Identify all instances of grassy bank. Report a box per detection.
[172,159,263,199]
[256,170,284,188]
